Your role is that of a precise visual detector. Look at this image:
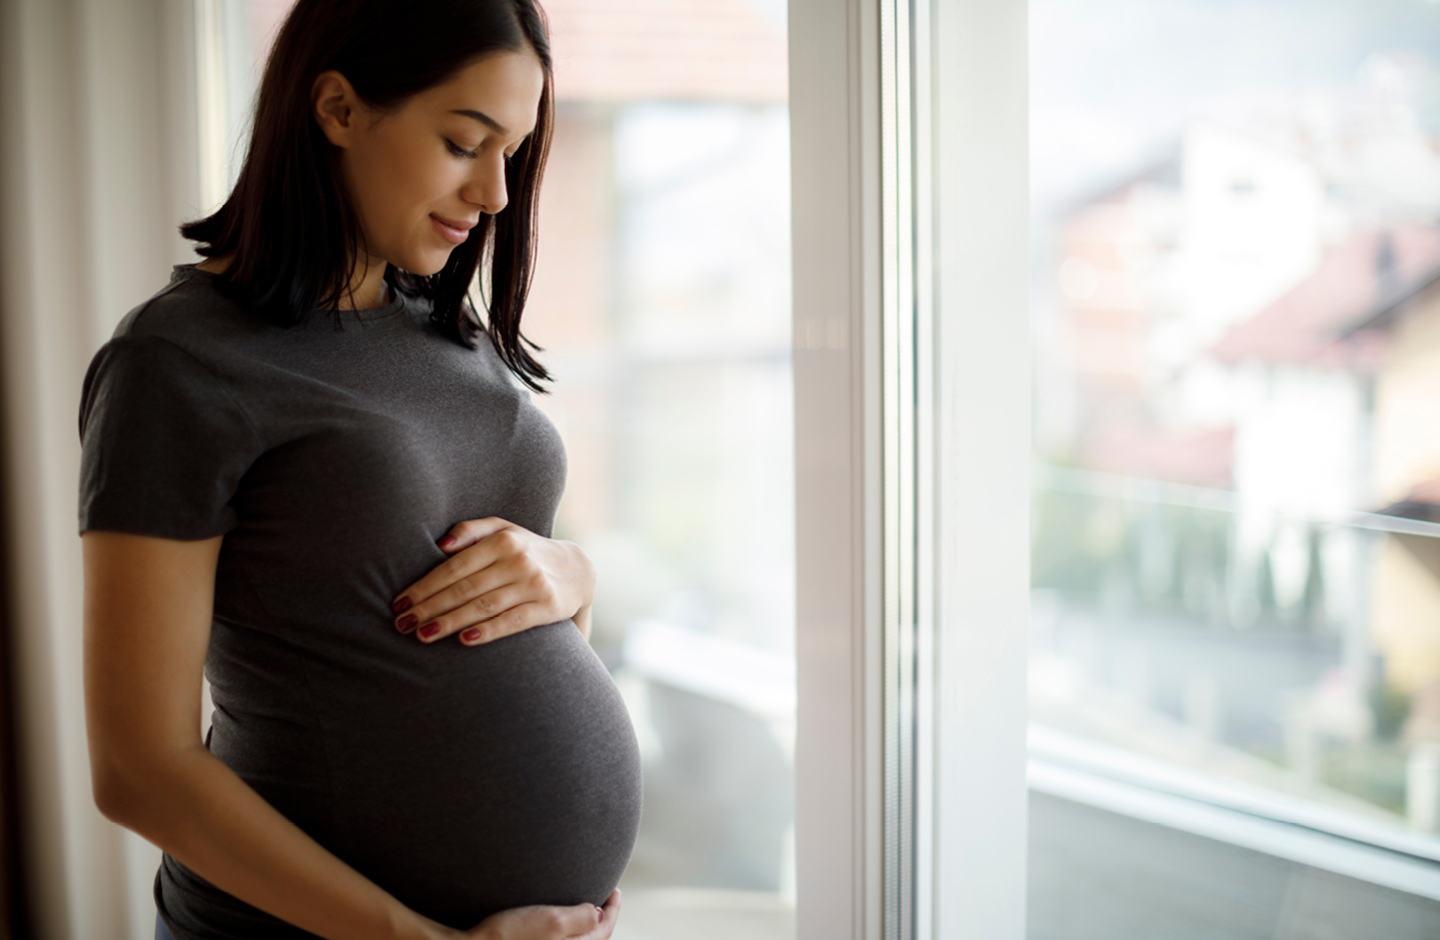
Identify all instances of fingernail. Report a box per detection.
[392,596,412,614]
[595,905,604,916]
[437,535,458,550]
[417,622,440,640]
[396,614,418,633]
[460,628,483,643]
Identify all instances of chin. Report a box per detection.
[398,251,456,278]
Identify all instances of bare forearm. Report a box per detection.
[103,746,443,940]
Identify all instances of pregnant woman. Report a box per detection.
[78,1,642,938]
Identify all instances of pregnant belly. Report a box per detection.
[300,621,641,929]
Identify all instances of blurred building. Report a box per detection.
[1033,59,1440,829]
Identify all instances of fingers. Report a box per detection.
[395,551,554,643]
[559,901,604,938]
[436,516,512,554]
[569,891,621,940]
[464,901,601,940]
[410,586,534,644]
[393,526,524,615]
[454,602,552,646]
[398,566,519,636]
[389,519,581,647]
[392,523,568,645]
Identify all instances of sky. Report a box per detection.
[1030,0,1440,217]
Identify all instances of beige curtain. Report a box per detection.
[0,1,200,937]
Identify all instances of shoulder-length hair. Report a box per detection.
[182,0,556,391]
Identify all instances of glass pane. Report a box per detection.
[1030,0,1440,933]
[209,3,795,938]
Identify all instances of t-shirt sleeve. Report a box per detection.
[78,333,262,539]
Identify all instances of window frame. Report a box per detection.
[789,1,1032,938]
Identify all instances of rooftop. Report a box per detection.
[1211,226,1440,370]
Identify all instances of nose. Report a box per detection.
[461,152,509,215]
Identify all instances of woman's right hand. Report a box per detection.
[457,889,620,940]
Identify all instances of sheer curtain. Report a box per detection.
[0,1,199,938]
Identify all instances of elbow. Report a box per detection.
[90,748,169,832]
[87,721,204,835]
[91,758,139,825]
[90,746,199,840]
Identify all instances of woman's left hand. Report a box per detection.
[391,517,595,646]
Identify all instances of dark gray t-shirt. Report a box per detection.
[78,265,642,939]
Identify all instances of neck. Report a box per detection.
[336,255,391,310]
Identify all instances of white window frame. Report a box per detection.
[789,2,1031,939]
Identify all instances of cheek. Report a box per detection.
[357,138,455,237]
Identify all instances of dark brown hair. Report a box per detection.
[181,0,555,390]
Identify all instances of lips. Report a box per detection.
[431,214,478,245]
[432,214,478,231]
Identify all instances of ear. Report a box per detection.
[312,70,362,148]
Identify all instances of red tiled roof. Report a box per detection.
[544,0,787,103]
[1375,478,1440,521]
[1403,478,1440,507]
[1211,226,1440,370]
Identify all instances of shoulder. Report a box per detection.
[81,267,268,437]
[110,265,267,356]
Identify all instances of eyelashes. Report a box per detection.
[445,138,519,162]
[444,138,480,159]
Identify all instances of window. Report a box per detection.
[1028,0,1440,934]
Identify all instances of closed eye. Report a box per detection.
[444,138,479,159]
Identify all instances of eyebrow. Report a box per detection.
[449,109,507,134]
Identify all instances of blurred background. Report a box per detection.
[1026,0,1440,935]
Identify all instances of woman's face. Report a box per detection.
[314,48,545,277]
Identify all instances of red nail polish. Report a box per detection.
[437,535,458,550]
[392,596,412,614]
[417,622,440,640]
[396,614,418,633]
[460,628,482,643]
